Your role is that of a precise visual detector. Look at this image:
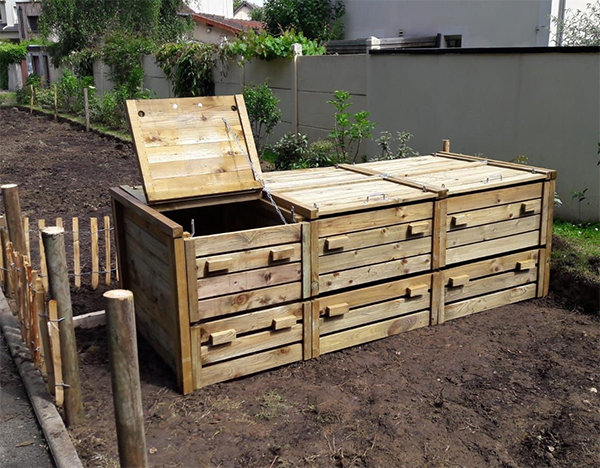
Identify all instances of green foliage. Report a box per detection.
[0,42,28,89]
[327,90,377,162]
[229,29,325,62]
[250,7,265,22]
[102,32,153,97]
[374,131,419,160]
[553,1,600,46]
[265,134,344,170]
[263,0,345,42]
[243,83,282,152]
[156,42,227,97]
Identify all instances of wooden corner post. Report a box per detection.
[104,290,149,468]
[42,226,84,426]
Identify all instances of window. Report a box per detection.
[28,15,38,33]
[444,35,462,48]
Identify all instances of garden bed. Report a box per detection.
[1,107,599,467]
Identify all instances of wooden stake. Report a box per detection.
[54,84,58,120]
[35,277,51,379]
[55,217,63,228]
[91,218,99,289]
[5,241,14,298]
[30,84,34,114]
[73,217,81,288]
[104,216,111,285]
[0,218,5,289]
[48,300,64,406]
[23,217,30,259]
[83,88,90,132]
[1,184,27,256]
[38,219,48,291]
[28,267,40,366]
[42,227,84,426]
[442,139,450,153]
[104,290,148,468]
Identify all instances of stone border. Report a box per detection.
[0,291,83,468]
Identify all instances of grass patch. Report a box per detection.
[256,390,288,421]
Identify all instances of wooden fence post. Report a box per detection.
[1,184,28,256]
[83,87,90,132]
[442,139,450,153]
[104,290,148,468]
[42,226,84,426]
[54,84,58,120]
[30,84,34,114]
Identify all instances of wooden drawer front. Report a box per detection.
[187,224,306,322]
[445,183,543,265]
[441,250,540,323]
[191,302,310,388]
[313,274,432,357]
[318,203,433,293]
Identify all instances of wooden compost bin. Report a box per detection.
[111,96,311,394]
[263,166,445,358]
[356,148,556,325]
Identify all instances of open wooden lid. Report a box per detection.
[126,95,263,205]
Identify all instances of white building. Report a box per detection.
[343,0,553,47]
[0,0,20,41]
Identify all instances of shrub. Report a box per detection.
[229,29,325,62]
[243,83,282,153]
[374,131,419,160]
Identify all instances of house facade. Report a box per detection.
[0,0,19,41]
[343,0,553,47]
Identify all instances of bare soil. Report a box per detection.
[1,107,599,468]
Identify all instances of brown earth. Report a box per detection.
[1,107,600,467]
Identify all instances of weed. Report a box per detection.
[256,390,288,420]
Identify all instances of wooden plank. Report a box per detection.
[432,198,447,269]
[197,263,301,299]
[447,199,542,231]
[311,297,320,358]
[191,325,202,390]
[104,216,111,285]
[72,218,81,288]
[302,302,311,360]
[317,220,432,254]
[55,218,63,228]
[38,219,48,291]
[446,231,540,265]
[430,272,443,325]
[0,220,5,287]
[235,94,263,178]
[200,325,302,365]
[319,254,431,293]
[23,217,30,259]
[444,284,537,321]
[90,218,99,290]
[198,282,303,319]
[320,295,430,335]
[209,329,237,346]
[310,219,319,297]
[72,310,106,329]
[184,236,200,323]
[537,248,547,298]
[446,183,543,214]
[437,152,557,179]
[317,202,433,237]
[301,224,311,299]
[193,223,301,257]
[446,215,541,249]
[445,269,537,303]
[48,300,64,406]
[319,237,431,274]
[319,311,429,355]
[36,277,53,385]
[541,180,555,296]
[198,343,303,388]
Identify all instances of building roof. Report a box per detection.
[234,1,257,15]
[192,13,263,34]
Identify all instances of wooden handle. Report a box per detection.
[206,257,233,273]
[521,201,537,214]
[325,302,349,317]
[272,316,297,330]
[408,221,429,235]
[270,245,295,262]
[407,284,428,297]
[325,235,349,251]
[517,260,536,271]
[449,274,469,287]
[451,215,468,227]
[210,329,236,345]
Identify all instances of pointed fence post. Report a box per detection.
[104,290,148,468]
[42,226,84,426]
[1,184,27,256]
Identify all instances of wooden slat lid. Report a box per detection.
[126,95,263,205]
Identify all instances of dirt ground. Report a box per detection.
[1,108,600,467]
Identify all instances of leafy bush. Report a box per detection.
[243,83,282,153]
[266,134,344,169]
[0,42,27,89]
[15,74,43,105]
[229,29,325,62]
[374,131,419,160]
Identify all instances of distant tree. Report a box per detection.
[250,7,265,22]
[553,1,600,46]
[263,0,345,42]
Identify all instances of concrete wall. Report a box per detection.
[343,0,552,47]
[214,50,600,221]
[142,55,172,98]
[7,63,22,91]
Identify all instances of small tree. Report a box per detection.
[243,83,282,153]
[553,1,600,46]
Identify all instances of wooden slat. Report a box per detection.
[193,224,302,257]
[197,263,301,299]
[447,200,541,231]
[198,283,303,319]
[430,272,443,325]
[319,237,431,274]
[184,236,200,323]
[447,182,543,214]
[317,202,433,237]
[445,269,537,303]
[90,218,99,290]
[198,343,303,388]
[301,224,312,299]
[310,220,319,297]
[319,254,431,293]
[320,295,430,335]
[196,303,303,342]
[72,218,81,288]
[541,180,555,296]
[0,220,5,287]
[48,300,64,406]
[446,231,540,265]
[303,302,312,360]
[23,217,30,259]
[38,219,48,291]
[436,152,556,179]
[319,310,430,355]
[104,216,111,284]
[444,284,537,321]
[446,215,541,249]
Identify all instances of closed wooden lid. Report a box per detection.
[126,95,263,205]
